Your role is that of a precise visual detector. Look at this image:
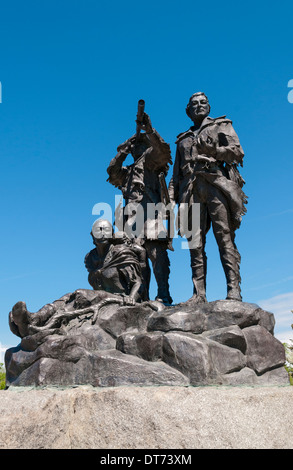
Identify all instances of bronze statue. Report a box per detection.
[7,95,291,390]
[85,219,148,305]
[169,92,247,303]
[107,106,173,305]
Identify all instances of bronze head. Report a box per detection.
[186,92,211,123]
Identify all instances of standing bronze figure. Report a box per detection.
[169,92,247,302]
[107,104,173,305]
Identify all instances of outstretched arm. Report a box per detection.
[107,137,134,187]
[141,113,172,172]
[123,279,142,306]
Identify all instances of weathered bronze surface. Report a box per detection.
[169,92,247,303]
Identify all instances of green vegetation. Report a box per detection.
[0,363,6,390]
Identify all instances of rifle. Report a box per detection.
[159,172,174,251]
[136,99,145,140]
[159,172,170,206]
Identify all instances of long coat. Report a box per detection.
[168,115,247,234]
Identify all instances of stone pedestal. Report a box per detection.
[5,289,288,387]
[0,386,292,449]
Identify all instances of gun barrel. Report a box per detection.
[136,99,145,139]
[159,172,170,205]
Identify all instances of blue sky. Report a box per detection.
[1,0,293,357]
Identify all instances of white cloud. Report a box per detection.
[248,276,293,292]
[258,292,293,322]
[258,292,293,343]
